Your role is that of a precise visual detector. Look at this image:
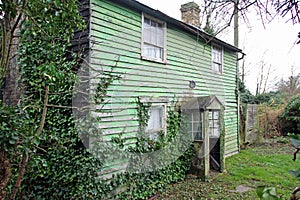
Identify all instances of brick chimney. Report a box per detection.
[180,2,200,28]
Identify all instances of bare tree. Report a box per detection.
[198,0,299,37]
[199,0,222,34]
[255,60,272,95]
[275,66,300,97]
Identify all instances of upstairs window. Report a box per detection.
[212,45,223,73]
[142,14,166,62]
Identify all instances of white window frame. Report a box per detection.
[188,110,203,141]
[209,110,220,138]
[145,103,167,140]
[212,44,223,74]
[141,13,167,63]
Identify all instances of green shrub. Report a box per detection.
[279,95,300,135]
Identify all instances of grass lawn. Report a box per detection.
[152,137,300,200]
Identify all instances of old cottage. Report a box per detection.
[74,0,243,179]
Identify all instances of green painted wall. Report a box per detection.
[89,0,239,175]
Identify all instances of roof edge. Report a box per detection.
[109,0,242,53]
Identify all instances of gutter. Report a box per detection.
[237,52,246,61]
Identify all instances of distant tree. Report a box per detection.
[255,91,285,105]
[238,78,255,104]
[255,60,272,96]
[275,69,300,99]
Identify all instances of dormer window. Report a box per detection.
[141,13,166,62]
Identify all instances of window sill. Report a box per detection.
[212,70,223,75]
[141,56,167,64]
[209,136,220,138]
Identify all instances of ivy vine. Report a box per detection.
[1,1,195,199]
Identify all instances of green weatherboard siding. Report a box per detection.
[89,0,239,176]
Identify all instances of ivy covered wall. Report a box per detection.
[0,1,195,199]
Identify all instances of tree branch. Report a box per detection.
[9,153,29,200]
[37,85,49,135]
[0,149,11,200]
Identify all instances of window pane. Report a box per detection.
[143,29,151,43]
[151,20,157,27]
[213,128,220,137]
[214,123,219,130]
[142,16,165,61]
[209,111,213,120]
[213,63,221,72]
[218,64,222,72]
[186,113,192,121]
[143,44,150,57]
[193,122,200,132]
[188,111,203,140]
[213,48,221,63]
[209,120,213,128]
[193,113,201,122]
[144,18,150,27]
[213,51,217,62]
[213,111,219,119]
[215,53,220,63]
[150,27,156,44]
[212,46,222,72]
[208,111,220,137]
[159,48,164,59]
[153,107,162,129]
[146,106,164,133]
[194,131,202,140]
[147,107,161,130]
[154,47,159,58]
[209,127,213,137]
[157,27,164,46]
[188,123,192,132]
[143,44,163,60]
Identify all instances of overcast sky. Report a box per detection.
[137,0,300,94]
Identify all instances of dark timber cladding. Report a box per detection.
[70,0,90,117]
[71,0,90,57]
[87,0,242,176]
